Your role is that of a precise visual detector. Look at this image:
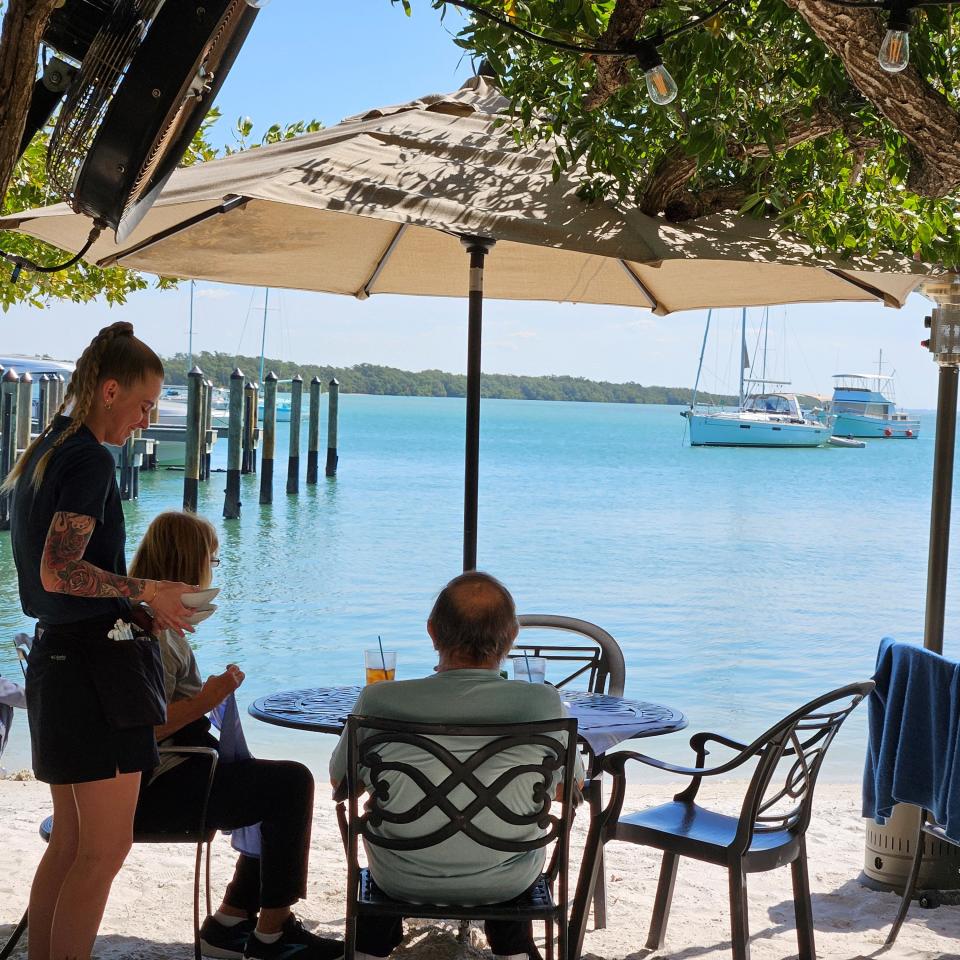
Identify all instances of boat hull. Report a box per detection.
[687,413,829,447]
[832,413,920,439]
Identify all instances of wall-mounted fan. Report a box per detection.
[16,0,259,249]
[48,0,259,241]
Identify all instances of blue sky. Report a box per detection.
[3,1,943,407]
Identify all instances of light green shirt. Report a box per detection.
[329,669,583,905]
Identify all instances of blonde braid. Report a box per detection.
[2,322,135,492]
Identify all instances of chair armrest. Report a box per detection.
[689,731,751,755]
[602,748,757,780]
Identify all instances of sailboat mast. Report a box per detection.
[739,307,746,410]
[762,306,769,383]
[691,309,712,409]
[258,287,269,386]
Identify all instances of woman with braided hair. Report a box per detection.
[5,320,197,960]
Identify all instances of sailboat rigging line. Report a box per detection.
[235,288,257,363]
[259,288,269,386]
[691,308,712,410]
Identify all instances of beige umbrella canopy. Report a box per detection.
[0,76,931,315]
[0,76,937,569]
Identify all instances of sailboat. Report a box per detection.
[681,308,832,448]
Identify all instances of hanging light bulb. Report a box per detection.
[633,36,678,106]
[878,1,912,72]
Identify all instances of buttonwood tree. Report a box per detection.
[397,0,960,265]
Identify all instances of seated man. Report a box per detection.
[330,571,583,960]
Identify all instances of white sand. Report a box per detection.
[1,777,957,960]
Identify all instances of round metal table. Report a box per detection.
[248,685,687,752]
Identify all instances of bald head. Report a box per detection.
[428,572,519,665]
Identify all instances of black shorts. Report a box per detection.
[26,619,161,785]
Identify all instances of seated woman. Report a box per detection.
[132,511,341,960]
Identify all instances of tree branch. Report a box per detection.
[638,100,846,216]
[585,0,657,109]
[0,1,58,208]
[774,0,960,196]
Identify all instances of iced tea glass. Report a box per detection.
[364,649,397,685]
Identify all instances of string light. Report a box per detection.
[437,0,954,101]
[629,35,679,105]
[879,0,913,71]
[438,0,735,105]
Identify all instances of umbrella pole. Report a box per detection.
[924,357,959,654]
[461,236,496,572]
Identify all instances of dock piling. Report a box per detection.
[38,374,51,430]
[242,380,255,474]
[16,372,32,452]
[325,377,339,477]
[183,366,204,512]
[260,371,278,504]
[286,374,303,495]
[202,378,214,482]
[0,368,19,529]
[119,434,137,501]
[224,367,244,519]
[307,376,321,484]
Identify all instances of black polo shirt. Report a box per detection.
[10,416,129,626]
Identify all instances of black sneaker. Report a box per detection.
[200,914,256,959]
[243,916,343,960]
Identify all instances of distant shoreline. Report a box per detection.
[161,351,736,406]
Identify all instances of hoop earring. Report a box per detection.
[105,402,113,410]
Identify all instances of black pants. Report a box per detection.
[135,756,314,912]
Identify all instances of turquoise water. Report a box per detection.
[0,396,948,780]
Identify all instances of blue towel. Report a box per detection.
[862,636,960,842]
[209,693,263,858]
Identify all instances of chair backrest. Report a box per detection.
[513,615,626,696]
[731,681,874,852]
[345,714,578,865]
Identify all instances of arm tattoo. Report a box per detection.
[41,511,149,600]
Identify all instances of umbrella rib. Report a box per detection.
[619,260,660,311]
[357,223,407,300]
[95,195,250,268]
[825,268,901,307]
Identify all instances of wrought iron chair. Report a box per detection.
[338,715,579,960]
[513,615,625,697]
[513,614,625,930]
[569,681,873,960]
[885,810,960,945]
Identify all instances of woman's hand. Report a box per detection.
[149,581,197,637]
[200,664,245,710]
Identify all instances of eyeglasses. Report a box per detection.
[210,556,221,567]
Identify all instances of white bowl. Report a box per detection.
[185,604,217,626]
[182,587,220,608]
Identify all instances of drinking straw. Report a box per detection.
[524,651,533,682]
[377,635,387,673]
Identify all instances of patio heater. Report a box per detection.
[862,275,960,892]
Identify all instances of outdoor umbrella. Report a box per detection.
[1,75,937,570]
